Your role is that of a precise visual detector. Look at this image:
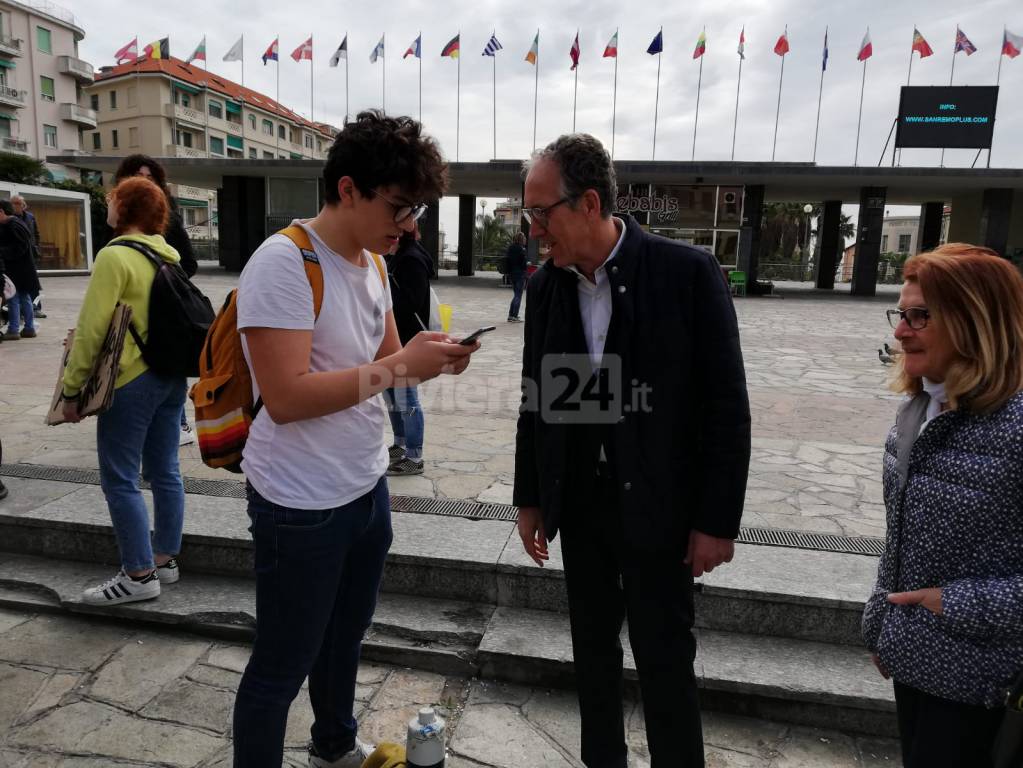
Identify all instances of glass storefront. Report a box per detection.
[0,183,93,272]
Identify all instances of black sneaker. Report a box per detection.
[387,458,424,476]
[388,444,406,462]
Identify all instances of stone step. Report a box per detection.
[0,480,879,646]
[0,551,896,737]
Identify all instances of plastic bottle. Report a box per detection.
[406,706,445,768]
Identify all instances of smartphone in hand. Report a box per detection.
[459,326,497,346]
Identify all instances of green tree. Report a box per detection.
[473,214,512,261]
[0,153,48,184]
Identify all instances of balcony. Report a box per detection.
[0,35,21,57]
[0,85,25,108]
[59,103,97,128]
[163,102,207,127]
[58,55,94,83]
[0,136,29,155]
[164,143,206,159]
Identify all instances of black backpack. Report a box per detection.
[119,239,215,377]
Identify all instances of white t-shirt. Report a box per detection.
[236,220,393,510]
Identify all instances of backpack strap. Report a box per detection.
[277,225,325,320]
[114,238,166,353]
[368,252,387,287]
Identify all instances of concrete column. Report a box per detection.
[218,176,267,272]
[420,201,440,278]
[980,188,1013,257]
[815,200,843,290]
[851,187,886,297]
[916,201,945,254]
[457,193,476,276]
[737,185,764,286]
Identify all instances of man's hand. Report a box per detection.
[888,588,943,615]
[517,506,548,567]
[871,653,890,679]
[685,530,735,577]
[61,400,82,424]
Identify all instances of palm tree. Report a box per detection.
[473,214,512,263]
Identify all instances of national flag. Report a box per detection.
[142,38,169,60]
[115,37,138,64]
[370,36,385,63]
[525,33,538,64]
[404,35,421,59]
[693,29,706,59]
[291,36,312,62]
[647,30,663,56]
[912,27,933,58]
[954,27,977,56]
[1004,28,1023,59]
[822,29,829,70]
[187,36,206,65]
[329,36,347,67]
[569,32,580,70]
[857,29,872,61]
[774,30,789,56]
[223,36,243,63]
[262,38,278,65]
[483,33,502,57]
[441,34,460,58]
[603,31,618,58]
[737,27,745,60]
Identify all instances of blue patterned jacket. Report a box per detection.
[862,391,1023,707]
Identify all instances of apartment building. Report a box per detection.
[0,0,94,178]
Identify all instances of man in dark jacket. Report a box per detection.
[384,226,433,475]
[505,231,528,322]
[0,199,40,340]
[514,134,751,767]
[11,195,45,317]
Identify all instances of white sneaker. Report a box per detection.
[82,569,161,606]
[308,738,373,767]
[156,558,180,584]
[179,422,196,446]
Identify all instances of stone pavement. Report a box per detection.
[0,608,902,767]
[1,269,902,538]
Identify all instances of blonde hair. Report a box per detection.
[892,243,1023,413]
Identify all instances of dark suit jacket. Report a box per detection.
[513,215,751,550]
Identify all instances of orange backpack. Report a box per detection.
[189,225,385,473]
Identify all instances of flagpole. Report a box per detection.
[345,32,349,123]
[572,29,579,133]
[732,39,743,161]
[907,28,915,85]
[854,57,867,166]
[310,34,315,125]
[943,35,958,166]
[532,30,539,152]
[418,31,422,123]
[611,31,618,160]
[456,31,461,161]
[692,31,703,161]
[652,27,662,161]
[772,28,786,162]
[383,33,386,112]
[241,37,245,88]
[813,27,827,163]
[997,26,1005,85]
[492,30,497,160]
[276,52,280,156]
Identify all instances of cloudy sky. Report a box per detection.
[74,0,1023,239]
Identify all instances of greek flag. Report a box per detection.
[482,33,502,57]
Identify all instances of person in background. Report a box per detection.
[11,194,44,318]
[863,243,1023,767]
[61,177,188,606]
[384,224,432,476]
[112,155,199,446]
[0,199,39,340]
[505,231,528,322]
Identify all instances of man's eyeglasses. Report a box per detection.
[522,198,570,227]
[369,189,427,224]
[886,307,930,330]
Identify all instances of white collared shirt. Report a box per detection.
[567,217,626,368]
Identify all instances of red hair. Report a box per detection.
[111,176,168,236]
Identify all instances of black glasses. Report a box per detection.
[522,198,570,227]
[369,189,427,224]
[887,307,930,330]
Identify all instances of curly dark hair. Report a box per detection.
[114,154,171,199]
[323,110,448,205]
[524,134,617,219]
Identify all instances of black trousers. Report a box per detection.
[894,681,1004,768]
[559,471,703,768]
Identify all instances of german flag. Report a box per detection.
[441,34,460,59]
[141,38,170,60]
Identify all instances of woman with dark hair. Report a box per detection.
[863,243,1023,766]
[62,177,189,606]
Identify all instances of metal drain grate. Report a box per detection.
[1,463,883,555]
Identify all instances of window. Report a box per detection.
[248,114,256,129]
[127,86,136,107]
[262,119,273,135]
[0,118,10,139]
[208,100,222,119]
[90,93,99,111]
[129,126,139,146]
[36,26,51,54]
[898,234,912,254]
[209,136,224,155]
[40,76,55,102]
[249,147,257,158]
[317,140,322,153]
[43,124,56,148]
[304,134,313,149]
[181,93,190,108]
[277,124,285,139]
[263,150,274,159]
[288,129,295,144]
[92,132,100,150]
[881,235,888,252]
[109,90,117,109]
[111,129,119,148]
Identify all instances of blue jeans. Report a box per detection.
[233,478,392,767]
[6,290,34,333]
[509,273,526,319]
[96,370,187,572]
[383,386,424,460]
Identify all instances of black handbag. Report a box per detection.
[993,670,1023,768]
